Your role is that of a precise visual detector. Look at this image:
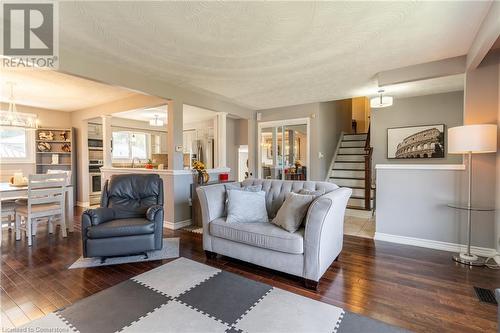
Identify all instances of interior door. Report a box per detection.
[260,126,283,179]
[283,124,308,180]
[259,121,308,180]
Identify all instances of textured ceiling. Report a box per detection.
[0,69,137,111]
[59,1,490,110]
[113,104,217,124]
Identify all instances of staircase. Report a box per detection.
[328,131,374,211]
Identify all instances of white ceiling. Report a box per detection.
[59,1,489,109]
[113,104,217,124]
[0,69,137,111]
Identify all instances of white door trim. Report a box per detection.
[257,117,310,180]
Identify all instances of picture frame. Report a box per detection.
[387,124,445,159]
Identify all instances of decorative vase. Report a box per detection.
[196,171,209,185]
[197,172,205,185]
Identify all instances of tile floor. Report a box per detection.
[343,215,375,238]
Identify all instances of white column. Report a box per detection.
[214,112,227,168]
[101,115,112,168]
[167,100,183,170]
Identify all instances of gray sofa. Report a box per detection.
[197,179,352,289]
[82,174,164,261]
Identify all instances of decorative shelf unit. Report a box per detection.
[35,127,77,199]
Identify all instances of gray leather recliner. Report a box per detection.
[82,174,164,260]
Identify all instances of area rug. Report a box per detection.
[68,238,179,269]
[182,225,203,234]
[25,257,408,333]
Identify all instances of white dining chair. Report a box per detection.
[1,200,16,245]
[15,173,67,246]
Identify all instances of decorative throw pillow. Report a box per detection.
[272,192,314,233]
[226,190,268,223]
[224,183,263,215]
[297,188,326,198]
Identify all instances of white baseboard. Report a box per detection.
[374,232,498,258]
[164,219,192,230]
[76,201,90,208]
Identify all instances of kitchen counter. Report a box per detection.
[100,166,231,230]
[101,167,230,175]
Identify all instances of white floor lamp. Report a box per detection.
[448,124,497,266]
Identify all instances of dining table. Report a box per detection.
[0,182,75,232]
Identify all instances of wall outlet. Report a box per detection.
[175,145,183,152]
[318,152,324,159]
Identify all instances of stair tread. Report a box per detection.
[347,205,371,211]
[330,176,365,180]
[350,195,374,200]
[338,153,368,156]
[332,168,365,171]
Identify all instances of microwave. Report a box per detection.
[88,139,103,148]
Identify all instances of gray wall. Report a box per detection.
[376,167,495,249]
[371,91,464,167]
[226,118,238,181]
[464,52,499,252]
[257,101,351,181]
[496,60,500,252]
[318,100,352,179]
[226,118,249,181]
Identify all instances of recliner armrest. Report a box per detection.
[146,205,163,222]
[82,207,116,226]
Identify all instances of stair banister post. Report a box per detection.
[364,125,372,210]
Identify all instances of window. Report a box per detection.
[112,131,149,160]
[0,127,34,163]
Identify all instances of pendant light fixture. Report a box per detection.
[0,82,38,129]
[370,89,393,108]
[149,115,164,127]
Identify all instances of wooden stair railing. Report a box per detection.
[364,125,373,210]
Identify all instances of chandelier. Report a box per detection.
[149,115,164,127]
[0,82,38,129]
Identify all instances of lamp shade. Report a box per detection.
[448,124,497,154]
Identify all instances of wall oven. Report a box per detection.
[89,165,102,205]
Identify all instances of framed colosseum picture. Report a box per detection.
[387,124,445,159]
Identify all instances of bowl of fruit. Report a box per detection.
[145,159,154,169]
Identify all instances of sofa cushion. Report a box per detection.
[226,190,268,223]
[209,218,304,254]
[272,192,314,233]
[241,179,338,218]
[224,183,263,215]
[87,218,155,239]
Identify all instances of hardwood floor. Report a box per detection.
[1,207,499,332]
